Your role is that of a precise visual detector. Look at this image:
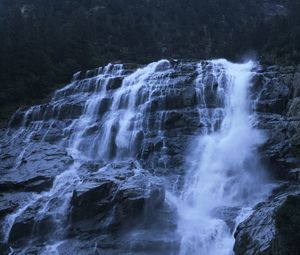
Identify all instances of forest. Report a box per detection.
[0,0,300,122]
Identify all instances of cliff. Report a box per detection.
[0,60,299,254]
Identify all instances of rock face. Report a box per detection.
[234,184,300,255]
[0,60,299,254]
[233,65,300,255]
[0,60,196,254]
[70,161,165,230]
[0,140,73,193]
[252,65,300,178]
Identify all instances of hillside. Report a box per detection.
[0,0,300,123]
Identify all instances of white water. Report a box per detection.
[2,59,273,254]
[1,60,173,252]
[172,59,271,255]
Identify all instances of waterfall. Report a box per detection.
[173,59,271,255]
[1,59,273,254]
[1,60,174,250]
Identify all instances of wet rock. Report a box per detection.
[0,142,73,193]
[42,121,67,143]
[272,194,300,255]
[212,206,241,233]
[107,77,124,90]
[98,97,112,114]
[255,77,290,114]
[119,230,179,254]
[234,184,300,255]
[154,60,171,72]
[181,87,196,107]
[140,142,155,160]
[70,161,165,236]
[113,172,165,222]
[203,88,220,108]
[1,60,300,254]
[288,97,300,117]
[0,193,33,223]
[7,193,74,244]
[164,112,186,129]
[9,208,38,243]
[85,68,99,78]
[288,168,300,181]
[261,115,300,177]
[71,180,117,221]
[292,72,300,98]
[7,202,58,244]
[55,103,84,120]
[149,97,166,112]
[0,197,18,220]
[0,176,53,193]
[79,160,105,172]
[165,92,183,109]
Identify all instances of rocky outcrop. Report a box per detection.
[234,64,300,254]
[272,194,300,255]
[234,183,300,255]
[68,161,171,254]
[253,65,300,178]
[0,60,300,254]
[0,160,172,254]
[70,161,165,230]
[0,138,73,193]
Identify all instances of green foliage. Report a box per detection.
[0,0,299,122]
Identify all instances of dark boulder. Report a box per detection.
[234,184,300,255]
[107,77,124,90]
[255,77,290,114]
[69,161,165,237]
[273,194,300,255]
[0,143,73,193]
[98,97,112,115]
[71,180,117,221]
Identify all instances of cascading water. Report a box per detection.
[0,59,274,254]
[1,60,175,254]
[173,59,271,255]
